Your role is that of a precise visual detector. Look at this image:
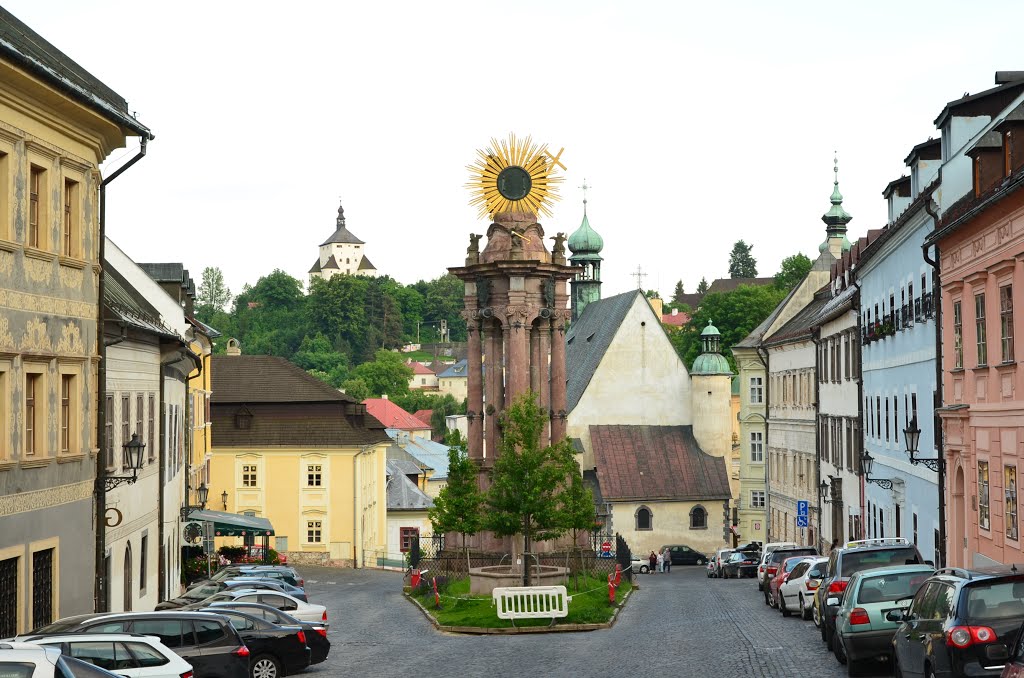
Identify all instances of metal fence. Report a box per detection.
[407,533,634,584]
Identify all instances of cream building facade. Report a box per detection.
[0,7,151,633]
[308,204,377,282]
[209,351,390,567]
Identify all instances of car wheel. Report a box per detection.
[779,594,790,617]
[639,565,649,574]
[696,558,706,565]
[251,655,282,678]
[763,588,771,605]
[800,595,811,621]
[820,615,828,642]
[832,631,847,665]
[757,580,763,591]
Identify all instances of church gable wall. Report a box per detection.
[611,499,727,558]
[568,296,692,470]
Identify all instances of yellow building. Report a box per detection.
[209,344,390,567]
[0,7,151,632]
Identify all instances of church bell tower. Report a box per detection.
[568,181,603,322]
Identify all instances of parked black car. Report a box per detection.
[890,567,1024,678]
[660,544,708,566]
[198,603,329,665]
[722,550,760,579]
[760,546,819,602]
[816,538,925,654]
[202,608,310,678]
[23,611,249,678]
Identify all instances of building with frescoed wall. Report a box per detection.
[0,7,151,633]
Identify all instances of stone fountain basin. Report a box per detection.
[469,565,569,595]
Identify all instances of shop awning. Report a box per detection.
[188,510,274,537]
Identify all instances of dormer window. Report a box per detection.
[235,405,253,430]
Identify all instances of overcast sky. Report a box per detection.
[7,1,1023,300]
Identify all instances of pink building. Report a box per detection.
[934,98,1024,568]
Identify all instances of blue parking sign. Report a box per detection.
[797,500,809,516]
[796,515,809,528]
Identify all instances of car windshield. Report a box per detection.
[32,617,92,634]
[718,550,734,560]
[856,571,932,604]
[0,664,36,678]
[184,585,221,600]
[729,553,753,562]
[842,548,920,575]
[771,549,815,563]
[965,579,1024,622]
[204,592,236,603]
[782,558,804,573]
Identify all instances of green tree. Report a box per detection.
[390,391,465,437]
[429,441,483,571]
[644,289,660,299]
[697,277,710,295]
[421,274,467,342]
[340,377,370,402]
[671,280,686,306]
[229,270,308,358]
[307,275,370,361]
[670,284,787,371]
[728,240,758,278]
[486,393,574,586]
[196,267,232,315]
[774,253,813,291]
[558,453,596,589]
[350,349,413,399]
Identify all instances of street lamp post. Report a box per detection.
[819,478,835,504]
[104,434,146,491]
[221,490,229,511]
[904,417,943,472]
[180,481,209,519]
[860,450,894,490]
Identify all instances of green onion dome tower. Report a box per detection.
[568,181,604,322]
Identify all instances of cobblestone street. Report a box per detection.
[299,564,891,678]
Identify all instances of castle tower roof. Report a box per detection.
[320,203,365,246]
[568,182,604,259]
[820,156,853,253]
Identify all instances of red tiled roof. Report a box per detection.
[413,409,433,425]
[590,425,731,502]
[407,361,435,375]
[364,398,431,431]
[661,310,690,326]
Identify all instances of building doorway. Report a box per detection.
[952,465,966,568]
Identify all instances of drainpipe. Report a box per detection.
[923,198,946,568]
[756,345,771,542]
[353,443,374,568]
[811,328,823,551]
[95,137,148,613]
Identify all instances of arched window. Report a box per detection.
[123,543,133,611]
[690,505,707,530]
[636,506,652,531]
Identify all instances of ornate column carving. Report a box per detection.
[549,309,570,442]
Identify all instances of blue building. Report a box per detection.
[857,143,941,564]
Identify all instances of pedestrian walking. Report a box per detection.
[648,551,657,574]
[829,538,840,554]
[656,551,664,573]
[662,547,671,573]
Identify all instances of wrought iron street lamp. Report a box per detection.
[221,490,229,511]
[104,433,145,491]
[180,481,209,519]
[861,449,894,490]
[904,417,943,472]
[819,478,834,504]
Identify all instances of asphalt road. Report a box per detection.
[296,564,891,678]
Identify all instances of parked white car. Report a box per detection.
[24,634,193,678]
[756,542,797,590]
[201,590,328,626]
[777,556,827,620]
[0,642,133,678]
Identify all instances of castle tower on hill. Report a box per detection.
[309,203,378,282]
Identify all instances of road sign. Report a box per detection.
[753,521,761,531]
[797,500,809,516]
[601,541,612,553]
[796,515,809,528]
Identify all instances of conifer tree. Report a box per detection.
[671,280,686,305]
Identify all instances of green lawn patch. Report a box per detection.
[402,350,440,363]
[408,574,632,629]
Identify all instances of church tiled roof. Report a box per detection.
[357,255,375,270]
[308,258,322,273]
[322,255,340,269]
[365,398,431,431]
[590,425,731,501]
[565,290,643,412]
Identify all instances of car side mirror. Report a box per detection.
[924,560,934,566]
[826,597,840,607]
[885,609,906,622]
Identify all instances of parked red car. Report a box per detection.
[768,556,810,609]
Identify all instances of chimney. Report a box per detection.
[382,394,388,400]
[226,338,241,356]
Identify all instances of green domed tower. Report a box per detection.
[691,320,733,463]
[568,182,604,322]
[691,321,733,376]
[820,155,853,256]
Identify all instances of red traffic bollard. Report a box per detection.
[410,569,421,588]
[608,572,617,604]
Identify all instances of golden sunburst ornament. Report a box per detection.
[466,134,566,219]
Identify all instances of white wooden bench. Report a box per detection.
[492,585,570,626]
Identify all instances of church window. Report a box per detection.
[635,506,652,531]
[689,506,707,530]
[749,377,763,404]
